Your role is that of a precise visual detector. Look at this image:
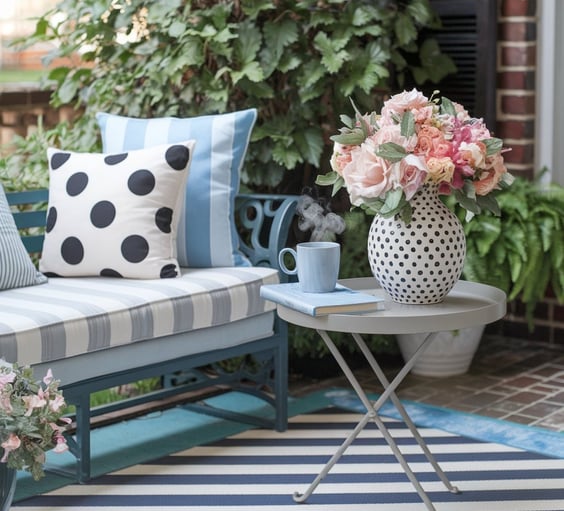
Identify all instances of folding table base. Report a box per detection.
[293,329,461,511]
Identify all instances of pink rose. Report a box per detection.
[23,390,47,416]
[49,422,69,453]
[1,434,21,462]
[52,435,69,454]
[0,371,15,388]
[49,393,66,413]
[380,89,429,125]
[43,368,54,386]
[373,124,417,152]
[342,138,392,205]
[330,142,356,176]
[389,154,428,200]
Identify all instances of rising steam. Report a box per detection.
[296,195,346,241]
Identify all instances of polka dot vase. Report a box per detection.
[367,184,466,304]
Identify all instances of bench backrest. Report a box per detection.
[6,189,298,274]
[6,188,49,254]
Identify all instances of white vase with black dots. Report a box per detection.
[367,184,466,304]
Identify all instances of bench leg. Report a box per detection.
[64,393,91,483]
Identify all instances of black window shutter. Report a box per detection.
[421,0,497,126]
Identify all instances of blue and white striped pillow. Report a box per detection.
[0,183,47,290]
[96,109,257,268]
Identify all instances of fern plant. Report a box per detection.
[461,175,564,328]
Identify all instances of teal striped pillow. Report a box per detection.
[96,109,257,268]
[0,184,47,290]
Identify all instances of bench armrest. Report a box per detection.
[235,194,298,277]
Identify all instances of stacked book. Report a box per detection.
[260,282,385,317]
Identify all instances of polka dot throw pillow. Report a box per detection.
[39,140,195,279]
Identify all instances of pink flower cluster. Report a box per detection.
[0,363,69,480]
[327,89,512,218]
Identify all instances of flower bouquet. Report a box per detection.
[0,361,70,480]
[317,89,513,222]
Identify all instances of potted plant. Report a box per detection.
[462,174,564,327]
[0,361,69,508]
[397,175,564,376]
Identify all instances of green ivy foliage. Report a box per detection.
[18,0,454,189]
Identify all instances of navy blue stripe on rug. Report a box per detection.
[13,408,564,511]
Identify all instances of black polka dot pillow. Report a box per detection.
[39,140,195,279]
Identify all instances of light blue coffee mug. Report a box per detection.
[278,242,340,293]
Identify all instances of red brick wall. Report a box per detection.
[494,0,564,345]
[497,0,537,180]
[0,86,79,156]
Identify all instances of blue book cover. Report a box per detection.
[260,282,385,316]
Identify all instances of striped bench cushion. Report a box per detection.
[0,267,278,367]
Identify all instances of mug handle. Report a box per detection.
[278,248,298,275]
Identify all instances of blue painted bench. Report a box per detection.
[2,188,297,482]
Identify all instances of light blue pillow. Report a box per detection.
[0,183,47,290]
[96,109,257,268]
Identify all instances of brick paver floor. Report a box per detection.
[289,335,564,432]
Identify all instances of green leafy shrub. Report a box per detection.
[14,0,454,190]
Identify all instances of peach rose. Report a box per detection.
[426,157,455,184]
[1,434,21,462]
[416,125,451,159]
[458,141,487,169]
[474,153,508,195]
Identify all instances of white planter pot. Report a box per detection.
[396,325,485,377]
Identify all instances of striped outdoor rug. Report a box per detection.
[13,407,564,511]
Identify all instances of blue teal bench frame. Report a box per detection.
[5,188,298,482]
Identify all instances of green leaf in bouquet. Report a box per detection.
[454,188,480,215]
[379,188,406,217]
[484,137,504,156]
[400,110,415,138]
[440,96,457,116]
[376,142,407,162]
[476,193,500,216]
[331,130,366,145]
[315,171,343,193]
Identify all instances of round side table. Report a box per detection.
[276,277,506,511]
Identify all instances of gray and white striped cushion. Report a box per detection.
[0,267,278,366]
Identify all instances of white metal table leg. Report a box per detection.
[294,328,457,510]
[352,332,461,494]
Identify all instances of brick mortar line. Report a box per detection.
[498,16,538,23]
[498,66,537,71]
